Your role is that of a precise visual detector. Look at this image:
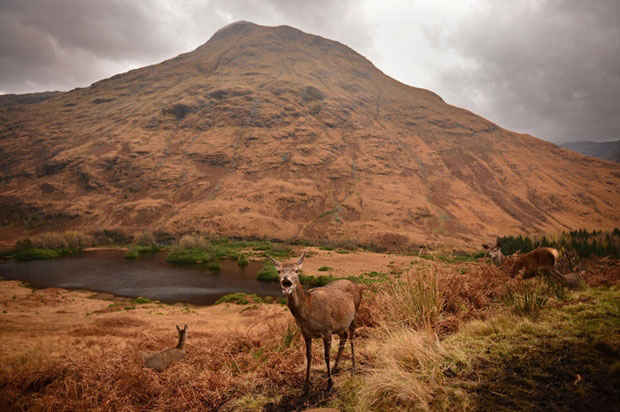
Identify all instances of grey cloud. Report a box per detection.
[0,0,373,94]
[433,0,620,143]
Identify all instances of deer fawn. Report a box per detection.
[271,252,361,394]
[144,324,188,372]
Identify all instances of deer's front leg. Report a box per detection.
[303,335,312,395]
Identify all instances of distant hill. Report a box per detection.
[0,21,619,248]
[560,140,620,163]
[0,91,62,107]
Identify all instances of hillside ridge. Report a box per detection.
[0,21,618,248]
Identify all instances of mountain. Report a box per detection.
[560,140,620,163]
[1,21,619,248]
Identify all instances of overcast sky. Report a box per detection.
[1,0,618,143]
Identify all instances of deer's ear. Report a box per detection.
[183,324,188,332]
[296,251,306,267]
[268,256,281,269]
[176,325,181,332]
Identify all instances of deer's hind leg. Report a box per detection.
[349,322,356,376]
[333,331,348,373]
[322,335,333,391]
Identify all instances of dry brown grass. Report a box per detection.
[18,231,94,250]
[1,255,617,411]
[17,230,95,250]
[359,328,471,411]
[177,234,209,250]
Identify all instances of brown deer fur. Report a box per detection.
[511,247,560,278]
[144,324,187,372]
[271,252,361,394]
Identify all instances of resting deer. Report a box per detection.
[144,324,188,372]
[271,252,361,394]
[511,247,562,280]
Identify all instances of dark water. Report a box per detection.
[0,250,281,305]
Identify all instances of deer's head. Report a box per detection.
[271,252,305,296]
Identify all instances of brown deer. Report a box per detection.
[144,324,188,372]
[271,252,361,394]
[511,247,561,279]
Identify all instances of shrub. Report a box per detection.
[16,231,93,250]
[92,229,132,245]
[125,244,159,259]
[178,234,209,250]
[257,263,278,282]
[134,231,156,246]
[206,261,221,272]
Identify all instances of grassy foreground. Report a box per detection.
[0,248,618,411]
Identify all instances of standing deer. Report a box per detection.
[511,247,561,279]
[488,246,505,265]
[144,324,188,372]
[271,252,361,394]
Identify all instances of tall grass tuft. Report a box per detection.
[17,231,93,250]
[503,278,549,317]
[376,267,443,330]
[178,234,209,250]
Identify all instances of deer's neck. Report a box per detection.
[287,284,311,322]
[176,333,186,349]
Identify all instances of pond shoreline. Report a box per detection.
[0,249,281,306]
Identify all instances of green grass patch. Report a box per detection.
[317,266,331,271]
[134,297,152,304]
[299,274,335,288]
[419,252,485,264]
[346,271,390,288]
[166,248,212,264]
[215,293,264,305]
[446,286,620,411]
[257,263,279,282]
[14,247,80,261]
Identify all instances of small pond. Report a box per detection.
[0,250,281,305]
